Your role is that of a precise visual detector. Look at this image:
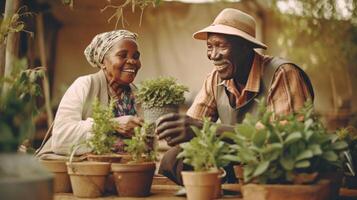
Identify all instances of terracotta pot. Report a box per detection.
[213,168,226,198]
[320,171,343,200]
[143,105,179,123]
[182,171,220,200]
[66,161,110,198]
[111,162,156,197]
[86,154,124,163]
[242,180,330,200]
[0,153,53,200]
[233,165,244,185]
[40,159,72,193]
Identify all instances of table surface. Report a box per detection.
[54,184,357,200]
[54,184,243,200]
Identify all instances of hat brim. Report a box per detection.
[193,24,267,49]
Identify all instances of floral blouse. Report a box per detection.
[109,85,137,153]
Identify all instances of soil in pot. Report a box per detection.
[111,162,156,197]
[182,171,220,200]
[143,105,179,124]
[66,161,110,198]
[86,153,129,163]
[40,159,72,193]
[242,179,331,200]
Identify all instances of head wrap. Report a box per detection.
[84,30,138,68]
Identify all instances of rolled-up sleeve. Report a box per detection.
[187,71,219,122]
[52,76,94,155]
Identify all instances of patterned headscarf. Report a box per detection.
[84,30,138,68]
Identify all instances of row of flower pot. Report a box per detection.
[40,159,156,198]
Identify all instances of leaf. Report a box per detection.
[252,130,267,147]
[295,160,311,168]
[308,144,322,155]
[222,155,240,162]
[322,151,338,162]
[284,132,302,145]
[280,157,295,170]
[252,161,270,177]
[331,141,348,150]
[295,150,313,161]
[236,124,255,139]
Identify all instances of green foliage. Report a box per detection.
[222,99,348,184]
[124,122,156,162]
[0,7,33,44]
[177,118,230,171]
[87,99,117,155]
[0,59,44,152]
[136,77,189,109]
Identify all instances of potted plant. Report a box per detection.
[136,77,189,123]
[65,99,120,198]
[177,118,230,200]
[337,127,357,189]
[223,100,348,200]
[111,122,157,197]
[0,61,54,200]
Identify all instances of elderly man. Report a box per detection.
[156,8,314,184]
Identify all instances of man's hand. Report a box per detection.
[155,113,202,146]
[112,116,144,137]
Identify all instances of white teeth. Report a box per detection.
[123,69,135,73]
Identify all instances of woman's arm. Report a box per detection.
[51,76,93,155]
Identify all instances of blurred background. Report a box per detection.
[1,0,356,148]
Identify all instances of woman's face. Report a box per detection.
[103,39,141,85]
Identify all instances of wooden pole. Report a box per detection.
[36,13,54,126]
[3,0,21,78]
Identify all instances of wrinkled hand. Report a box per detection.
[112,115,144,137]
[155,113,202,146]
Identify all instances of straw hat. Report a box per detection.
[193,8,267,49]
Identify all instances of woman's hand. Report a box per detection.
[155,113,202,146]
[112,115,144,137]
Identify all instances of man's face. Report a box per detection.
[207,33,250,80]
[103,39,141,85]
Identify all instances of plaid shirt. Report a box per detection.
[187,53,312,121]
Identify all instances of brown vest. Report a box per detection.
[216,57,314,125]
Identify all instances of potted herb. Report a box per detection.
[65,99,120,198]
[0,61,54,200]
[223,100,348,200]
[136,77,189,123]
[337,127,357,189]
[111,122,157,197]
[177,118,230,200]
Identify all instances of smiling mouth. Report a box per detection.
[215,64,228,71]
[122,69,136,73]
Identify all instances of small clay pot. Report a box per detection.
[233,165,244,186]
[66,161,110,198]
[182,170,220,200]
[40,159,72,193]
[111,162,156,197]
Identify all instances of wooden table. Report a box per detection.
[55,184,243,200]
[55,186,357,200]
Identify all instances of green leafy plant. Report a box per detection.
[0,59,44,152]
[87,99,117,155]
[177,118,230,171]
[223,99,348,184]
[124,122,156,162]
[136,77,189,109]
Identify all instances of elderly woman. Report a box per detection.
[37,30,143,156]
